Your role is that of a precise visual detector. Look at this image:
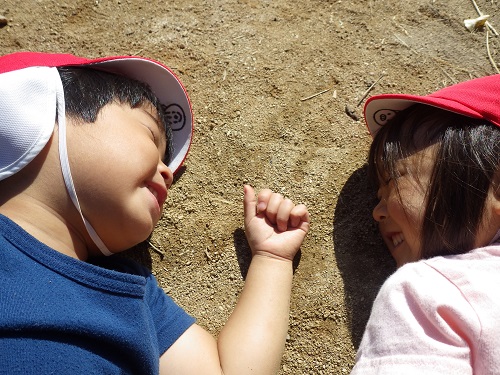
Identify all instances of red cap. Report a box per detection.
[364,74,500,137]
[0,51,194,255]
[0,51,193,173]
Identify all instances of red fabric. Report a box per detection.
[0,51,193,174]
[0,51,155,72]
[364,74,500,135]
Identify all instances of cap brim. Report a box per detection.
[87,57,193,174]
[364,94,485,137]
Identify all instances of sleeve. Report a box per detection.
[351,262,480,375]
[144,273,196,356]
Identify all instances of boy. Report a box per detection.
[0,52,310,374]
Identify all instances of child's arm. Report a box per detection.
[160,185,310,375]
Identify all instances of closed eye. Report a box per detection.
[144,124,157,142]
[137,107,163,144]
[384,166,407,185]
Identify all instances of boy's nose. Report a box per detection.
[372,199,387,222]
[158,161,174,189]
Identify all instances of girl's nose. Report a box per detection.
[372,199,387,222]
[158,161,174,189]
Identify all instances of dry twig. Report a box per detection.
[148,240,165,257]
[356,73,386,107]
[300,88,331,101]
[471,0,499,36]
[439,67,457,84]
[204,247,212,261]
[486,30,500,73]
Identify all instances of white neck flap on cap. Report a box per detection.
[0,68,56,180]
[1,66,112,256]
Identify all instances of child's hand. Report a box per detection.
[243,185,310,262]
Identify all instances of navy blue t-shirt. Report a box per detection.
[0,214,195,374]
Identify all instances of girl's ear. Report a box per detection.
[492,195,500,217]
[491,169,500,216]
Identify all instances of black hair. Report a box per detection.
[368,104,500,259]
[57,67,174,165]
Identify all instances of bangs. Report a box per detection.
[368,104,446,188]
[58,66,174,166]
[367,103,500,259]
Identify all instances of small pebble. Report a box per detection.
[345,105,359,121]
[0,15,7,27]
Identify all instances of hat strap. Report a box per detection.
[54,69,113,256]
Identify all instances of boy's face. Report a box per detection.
[66,102,173,253]
[372,144,436,268]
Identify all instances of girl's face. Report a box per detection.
[372,144,437,267]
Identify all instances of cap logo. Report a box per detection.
[373,109,399,126]
[165,103,186,131]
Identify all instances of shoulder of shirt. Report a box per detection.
[382,245,500,290]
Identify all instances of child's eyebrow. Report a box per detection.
[140,107,165,134]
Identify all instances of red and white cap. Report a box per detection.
[0,52,193,176]
[363,74,500,137]
[0,51,193,256]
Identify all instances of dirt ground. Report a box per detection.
[1,0,499,373]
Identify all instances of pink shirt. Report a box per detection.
[351,245,500,374]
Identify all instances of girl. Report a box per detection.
[351,75,500,374]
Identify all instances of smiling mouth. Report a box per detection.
[148,186,159,201]
[147,185,167,208]
[391,233,405,247]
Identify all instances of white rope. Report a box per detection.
[54,68,113,256]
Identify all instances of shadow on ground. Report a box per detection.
[333,165,395,348]
[117,240,154,271]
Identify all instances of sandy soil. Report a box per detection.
[1,0,499,373]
